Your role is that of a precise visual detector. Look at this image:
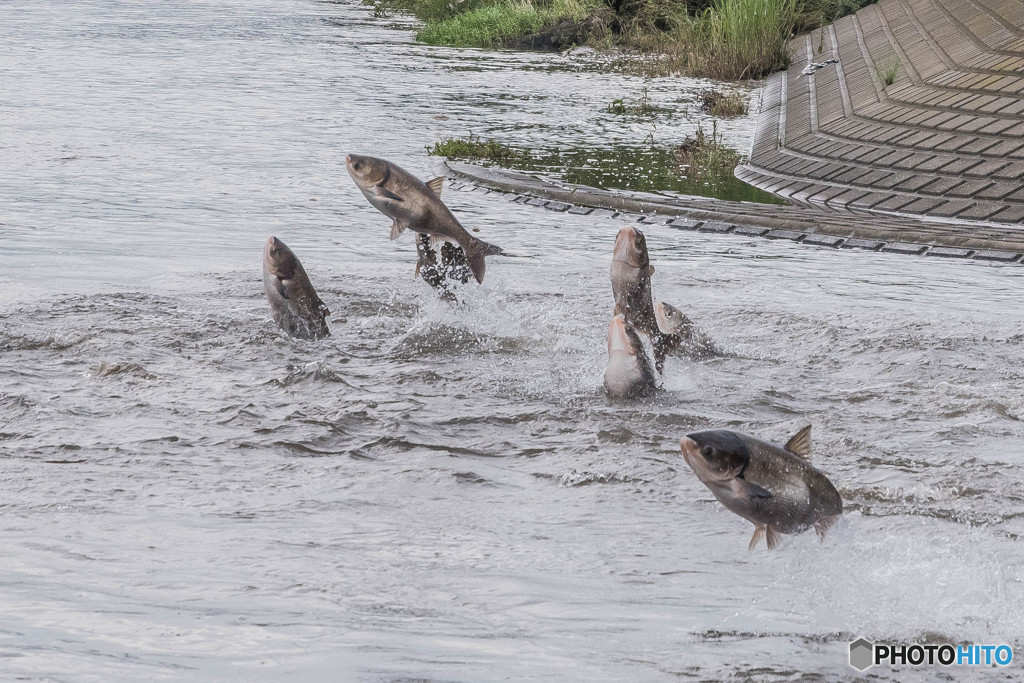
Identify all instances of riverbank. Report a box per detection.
[376,0,879,79]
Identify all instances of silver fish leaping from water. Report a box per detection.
[680,425,842,549]
[346,154,503,284]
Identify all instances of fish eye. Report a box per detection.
[701,446,713,458]
[634,235,643,247]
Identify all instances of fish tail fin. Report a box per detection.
[748,526,764,551]
[464,238,503,284]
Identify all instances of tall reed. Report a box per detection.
[689,0,797,80]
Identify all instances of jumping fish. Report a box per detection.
[603,314,657,398]
[610,226,674,372]
[655,301,718,359]
[680,426,842,549]
[346,154,502,283]
[262,236,331,340]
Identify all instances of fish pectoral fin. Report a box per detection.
[414,262,421,278]
[815,515,839,540]
[784,425,812,459]
[375,184,404,202]
[390,218,407,240]
[765,526,782,550]
[732,477,772,500]
[425,176,444,197]
[748,526,764,551]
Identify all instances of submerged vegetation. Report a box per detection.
[428,132,782,203]
[699,88,748,117]
[373,0,878,79]
[428,135,528,163]
[606,87,669,115]
[672,121,740,181]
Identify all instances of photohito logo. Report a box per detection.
[849,638,1013,671]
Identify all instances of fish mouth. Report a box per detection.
[680,435,731,485]
[607,316,637,357]
[612,226,639,264]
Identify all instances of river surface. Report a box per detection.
[2,0,1023,680]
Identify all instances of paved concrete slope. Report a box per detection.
[444,162,1024,261]
[738,0,1024,225]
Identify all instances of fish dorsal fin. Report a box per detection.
[648,264,655,276]
[425,176,444,197]
[390,218,406,240]
[430,234,456,250]
[784,425,812,459]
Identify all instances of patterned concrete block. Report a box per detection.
[882,242,928,255]
[765,229,805,240]
[927,247,974,258]
[699,221,734,233]
[803,234,847,247]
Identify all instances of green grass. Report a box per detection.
[879,56,899,86]
[427,135,529,162]
[416,0,599,47]
[379,0,878,80]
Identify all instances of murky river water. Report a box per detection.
[2,0,1023,679]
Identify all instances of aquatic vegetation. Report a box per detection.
[673,121,743,182]
[606,87,668,116]
[699,88,748,117]
[428,135,530,163]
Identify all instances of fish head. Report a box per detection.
[264,236,297,279]
[612,226,650,270]
[346,154,389,191]
[604,315,656,397]
[655,301,688,336]
[607,314,643,358]
[680,430,750,485]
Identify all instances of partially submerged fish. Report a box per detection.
[655,301,718,359]
[611,226,682,372]
[262,236,331,340]
[680,426,842,549]
[346,154,502,284]
[603,314,657,398]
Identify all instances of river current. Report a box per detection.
[2,1,1023,680]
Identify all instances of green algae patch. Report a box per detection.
[429,135,783,204]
